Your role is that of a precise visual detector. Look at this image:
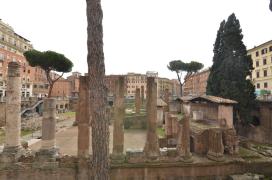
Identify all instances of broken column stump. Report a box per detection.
[36,98,58,161]
[176,115,192,162]
[207,128,224,162]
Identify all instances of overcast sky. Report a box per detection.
[0,0,271,79]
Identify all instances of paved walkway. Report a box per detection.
[30,125,147,156]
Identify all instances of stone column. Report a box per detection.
[165,112,172,138]
[112,76,125,160]
[135,88,141,114]
[144,77,160,158]
[38,98,58,160]
[171,115,178,138]
[207,129,224,162]
[141,85,145,106]
[177,115,192,162]
[163,89,170,112]
[1,62,24,163]
[77,76,90,157]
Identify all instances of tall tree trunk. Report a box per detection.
[86,0,110,179]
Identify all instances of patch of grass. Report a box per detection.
[156,127,165,138]
[63,111,76,116]
[239,147,261,160]
[21,129,34,136]
[0,129,4,144]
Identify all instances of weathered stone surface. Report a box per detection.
[165,112,173,138]
[77,76,90,157]
[112,76,125,159]
[207,128,224,162]
[39,98,58,160]
[222,128,239,155]
[171,115,179,138]
[135,88,141,114]
[144,77,160,158]
[0,62,24,163]
[141,85,145,106]
[163,89,170,112]
[177,115,192,162]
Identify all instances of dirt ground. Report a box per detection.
[30,126,147,155]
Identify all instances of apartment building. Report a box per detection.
[0,19,50,98]
[51,72,80,98]
[104,72,178,99]
[183,69,210,96]
[248,40,272,95]
[126,73,147,98]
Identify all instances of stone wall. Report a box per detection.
[0,159,272,180]
[188,103,218,120]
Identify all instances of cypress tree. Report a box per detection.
[207,13,256,124]
[206,20,225,95]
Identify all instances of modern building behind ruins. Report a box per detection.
[105,72,180,99]
[183,69,210,96]
[0,18,49,98]
[247,40,272,95]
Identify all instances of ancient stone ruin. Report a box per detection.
[0,62,272,179]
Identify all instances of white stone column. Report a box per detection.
[1,62,24,162]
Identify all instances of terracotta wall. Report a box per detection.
[189,103,218,120]
[218,105,233,128]
[0,160,272,180]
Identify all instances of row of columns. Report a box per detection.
[0,62,222,163]
[0,62,58,163]
[77,75,194,160]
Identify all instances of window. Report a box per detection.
[28,70,30,73]
[264,82,268,88]
[0,53,4,60]
[261,48,268,55]
[256,71,260,78]
[264,70,267,77]
[263,59,267,65]
[269,46,272,52]
[33,84,37,88]
[256,83,260,88]
[256,61,259,67]
[256,51,259,57]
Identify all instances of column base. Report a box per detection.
[110,153,126,163]
[207,151,225,162]
[179,153,193,163]
[36,148,59,162]
[0,145,25,163]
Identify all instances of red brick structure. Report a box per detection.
[183,69,210,96]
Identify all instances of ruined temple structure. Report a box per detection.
[164,95,239,159]
[183,95,239,156]
[1,63,272,179]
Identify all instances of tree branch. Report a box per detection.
[52,72,64,83]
